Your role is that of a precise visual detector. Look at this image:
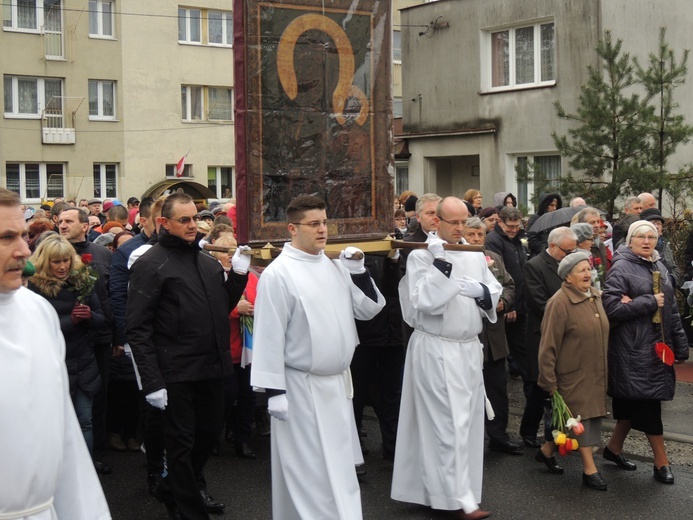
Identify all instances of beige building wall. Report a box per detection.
[1,1,234,204]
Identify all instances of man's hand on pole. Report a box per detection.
[232,245,252,275]
[427,233,446,259]
[339,247,366,274]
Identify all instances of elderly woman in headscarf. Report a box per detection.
[602,220,688,485]
[535,251,610,490]
[571,223,602,289]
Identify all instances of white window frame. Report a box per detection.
[4,75,63,119]
[207,10,232,47]
[89,0,114,38]
[510,153,562,212]
[181,85,203,122]
[5,162,64,203]
[482,19,555,93]
[207,86,233,121]
[166,164,192,178]
[93,163,118,198]
[88,79,116,120]
[178,7,201,44]
[3,0,48,33]
[207,166,234,199]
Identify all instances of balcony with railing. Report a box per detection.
[42,96,83,144]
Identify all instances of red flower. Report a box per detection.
[81,253,93,264]
[593,257,601,267]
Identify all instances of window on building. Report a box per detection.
[393,30,402,63]
[3,75,62,118]
[88,80,116,120]
[515,154,561,210]
[89,0,114,38]
[395,163,409,195]
[208,10,232,46]
[208,166,233,198]
[208,87,233,121]
[181,85,203,121]
[393,96,403,118]
[5,162,64,202]
[93,163,117,198]
[487,21,554,91]
[178,8,201,44]
[166,164,192,178]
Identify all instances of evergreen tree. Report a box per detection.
[634,28,693,209]
[551,31,652,218]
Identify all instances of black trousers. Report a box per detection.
[158,378,224,520]
[223,363,256,443]
[92,342,111,458]
[483,356,510,442]
[505,317,529,388]
[520,383,549,439]
[141,398,166,476]
[351,345,405,458]
[106,379,140,441]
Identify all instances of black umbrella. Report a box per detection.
[528,206,582,233]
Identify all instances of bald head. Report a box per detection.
[436,197,469,244]
[638,192,656,210]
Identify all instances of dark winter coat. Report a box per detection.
[523,250,563,381]
[526,193,564,256]
[603,245,689,401]
[28,274,105,396]
[485,224,527,315]
[480,250,514,362]
[71,240,113,345]
[126,229,248,395]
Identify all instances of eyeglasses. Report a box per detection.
[166,215,200,224]
[557,246,577,255]
[438,217,466,227]
[502,223,521,230]
[632,235,657,242]
[291,220,328,229]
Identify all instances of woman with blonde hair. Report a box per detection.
[463,189,483,215]
[28,234,105,459]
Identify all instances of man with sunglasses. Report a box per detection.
[127,192,250,520]
[251,195,384,520]
[521,227,578,454]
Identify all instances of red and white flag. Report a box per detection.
[175,151,189,177]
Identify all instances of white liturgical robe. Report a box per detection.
[251,244,384,520]
[391,243,501,513]
[0,287,111,520]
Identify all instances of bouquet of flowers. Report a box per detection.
[69,253,99,304]
[240,305,254,368]
[550,390,584,456]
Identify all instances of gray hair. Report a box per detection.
[624,196,641,211]
[547,226,577,245]
[415,193,442,215]
[574,207,600,223]
[499,206,522,222]
[464,217,484,230]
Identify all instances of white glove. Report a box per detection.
[146,388,168,410]
[268,394,289,421]
[458,275,485,299]
[427,233,446,259]
[339,247,366,274]
[232,245,252,275]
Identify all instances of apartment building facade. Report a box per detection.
[399,0,693,211]
[1,1,235,204]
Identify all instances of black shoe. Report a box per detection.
[355,464,367,480]
[147,473,163,496]
[582,472,607,491]
[534,449,564,474]
[200,489,225,514]
[653,465,674,484]
[235,442,257,459]
[94,461,112,475]
[602,446,637,471]
[522,435,541,448]
[162,501,180,520]
[488,439,522,455]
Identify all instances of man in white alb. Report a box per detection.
[251,195,384,520]
[0,187,111,520]
[392,197,501,520]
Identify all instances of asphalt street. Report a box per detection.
[101,400,693,520]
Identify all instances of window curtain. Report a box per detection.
[491,31,509,87]
[515,26,534,84]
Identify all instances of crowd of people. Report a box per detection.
[2,186,690,520]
